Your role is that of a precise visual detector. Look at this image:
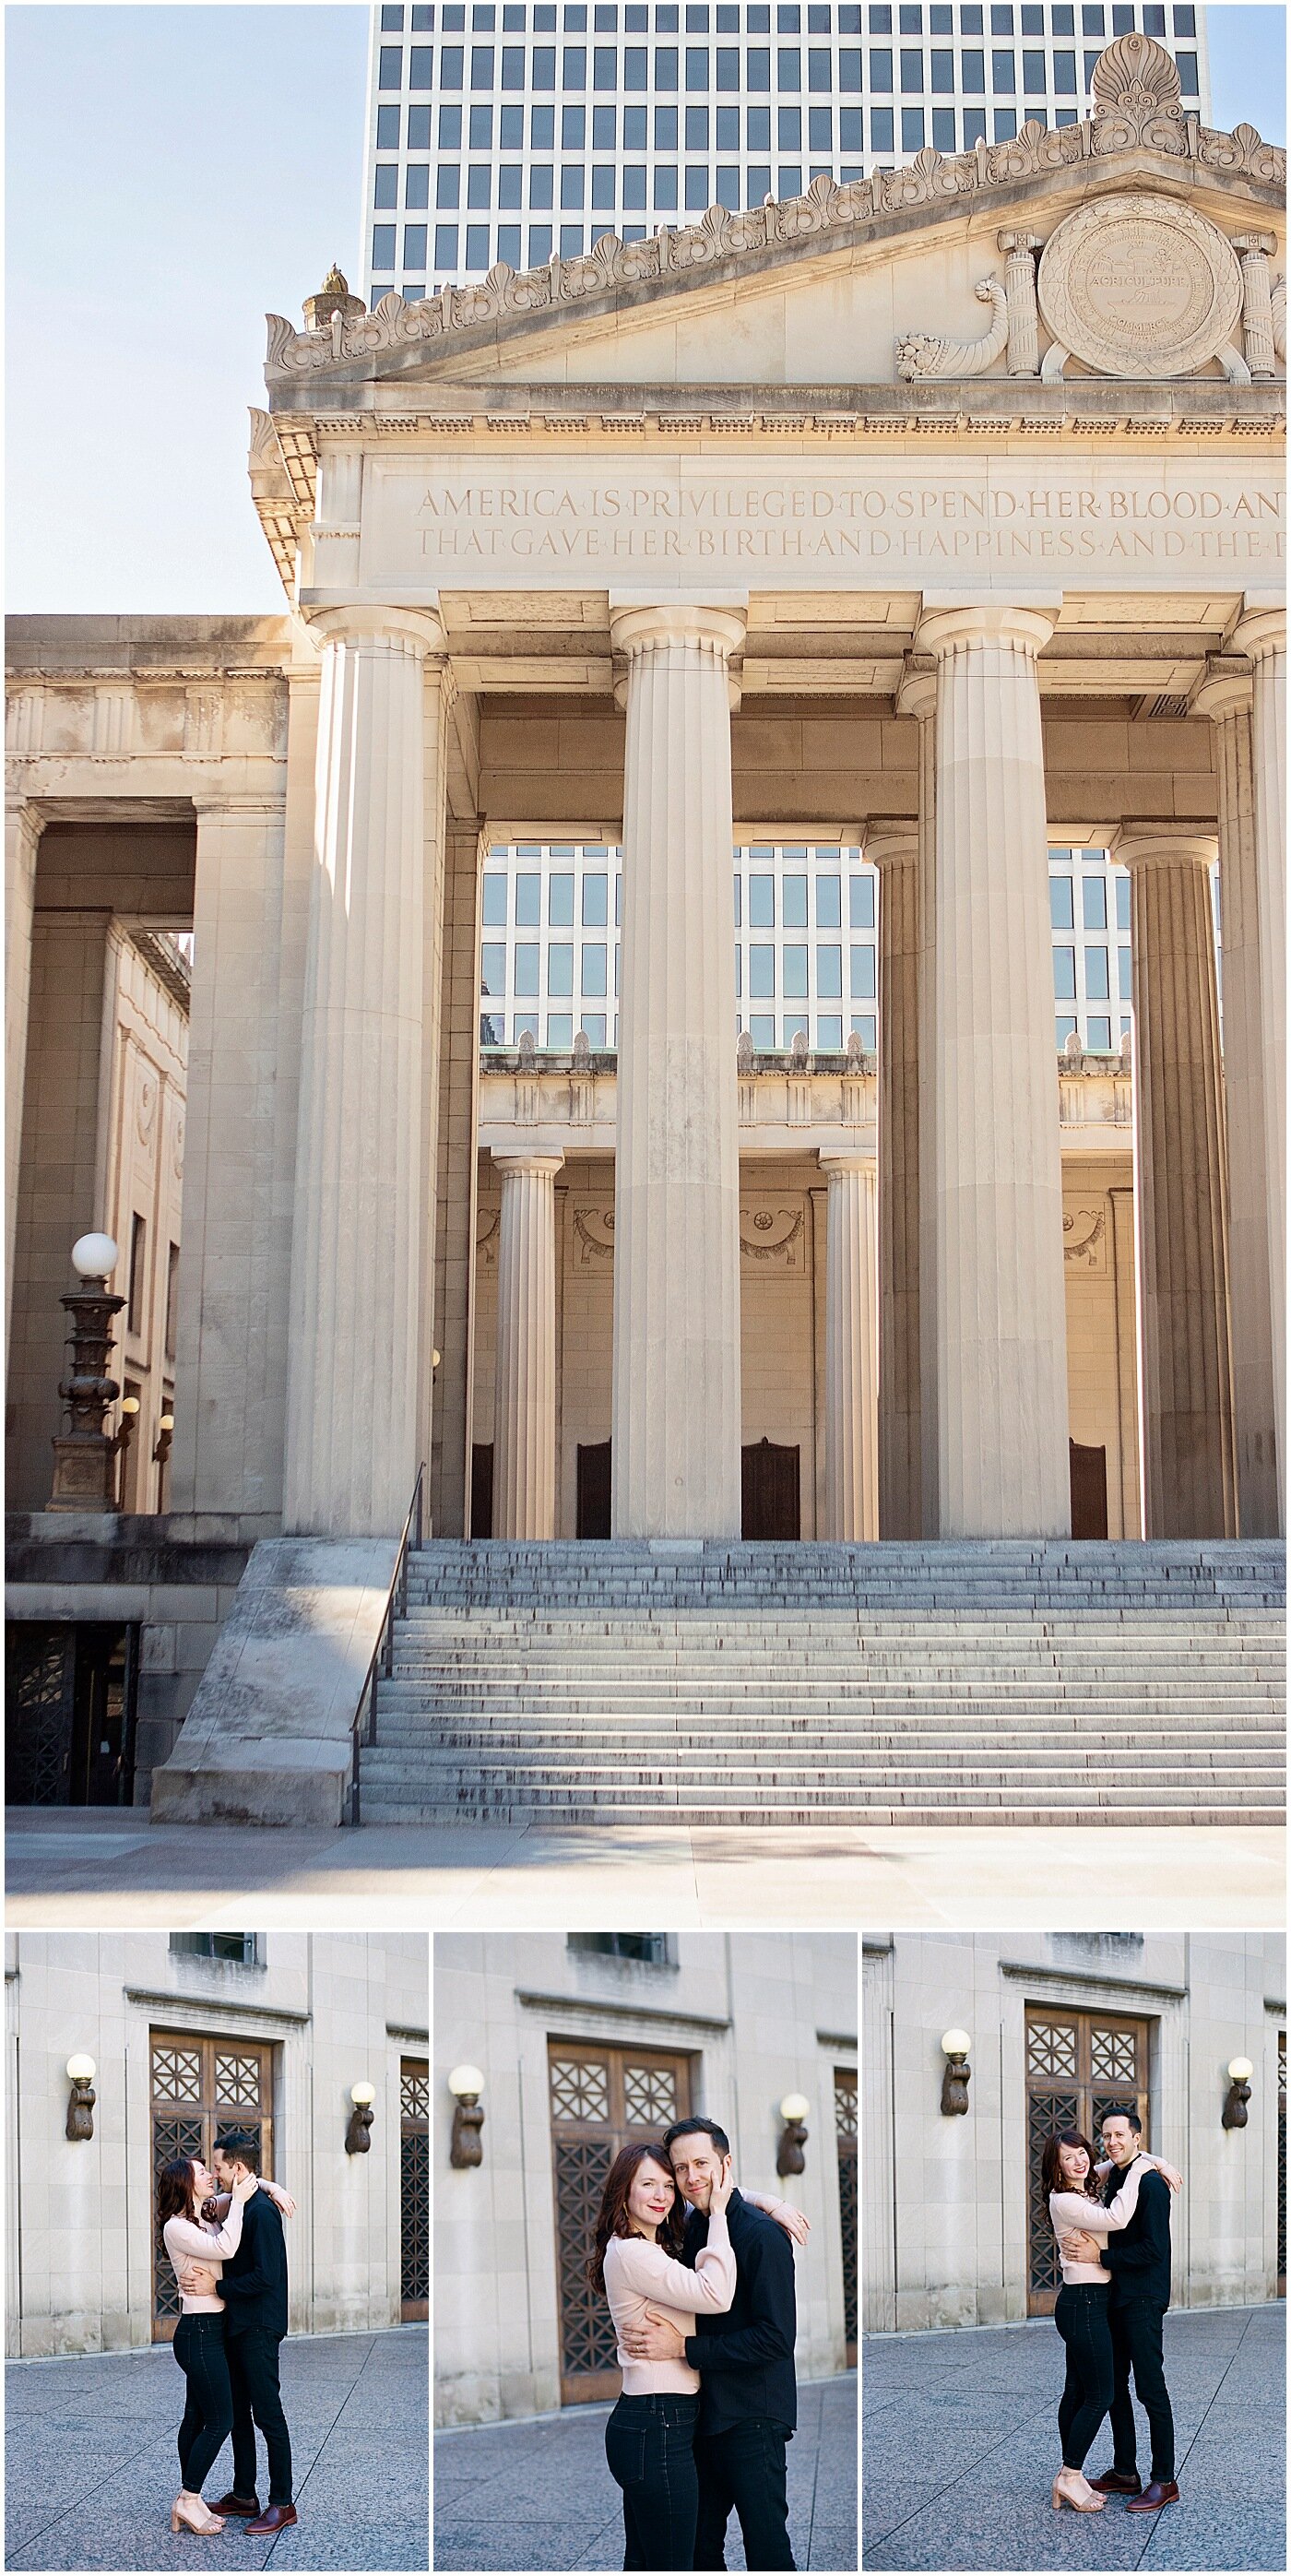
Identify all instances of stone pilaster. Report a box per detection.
[5,792,43,1371]
[869,820,921,1540]
[1192,659,1280,1535]
[1232,599,1285,1502]
[609,599,745,1538]
[431,823,484,1540]
[998,231,1043,374]
[170,795,289,1525]
[915,599,1070,1538]
[1117,825,1236,1541]
[492,1151,563,1540]
[283,606,447,1537]
[820,1151,879,1541]
[1234,234,1278,380]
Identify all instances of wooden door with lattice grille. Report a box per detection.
[1278,2031,1285,2300]
[149,2031,275,2342]
[835,2068,858,2366]
[1025,2006,1149,2317]
[548,2038,693,2404]
[401,2059,430,2321]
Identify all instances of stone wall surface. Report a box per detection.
[4,1929,428,2356]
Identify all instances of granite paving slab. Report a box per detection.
[434,2371,856,2570]
[4,2327,427,2572]
[862,2305,1284,2570]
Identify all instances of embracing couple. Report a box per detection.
[589,2114,807,2572]
[1044,2106,1181,2519]
[155,2127,298,2539]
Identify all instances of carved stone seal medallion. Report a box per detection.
[1036,192,1243,378]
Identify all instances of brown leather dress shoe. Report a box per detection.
[246,2504,298,2535]
[1125,2480,1179,2513]
[1088,2470,1143,2496]
[207,2494,260,2517]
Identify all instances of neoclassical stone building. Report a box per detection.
[862,1930,1285,2333]
[5,34,1285,1821]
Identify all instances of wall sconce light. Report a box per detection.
[48,1235,125,1513]
[65,2055,97,2141]
[941,2030,972,2117]
[1222,2057,1253,2130]
[776,2093,810,2177]
[345,2081,376,2154]
[432,1348,442,1375]
[449,2064,485,2167]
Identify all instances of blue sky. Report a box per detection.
[6,1,1286,612]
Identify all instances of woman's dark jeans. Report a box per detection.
[172,2312,234,2495]
[605,2391,701,2570]
[1054,2283,1116,2471]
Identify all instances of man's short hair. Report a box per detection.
[213,2127,263,2172]
[1102,2106,1143,2133]
[663,2116,731,2158]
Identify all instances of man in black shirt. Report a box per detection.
[205,2129,298,2536]
[620,2116,799,2570]
[1059,2107,1178,2514]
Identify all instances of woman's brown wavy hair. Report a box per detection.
[586,2143,685,2295]
[156,2155,201,2230]
[1040,2130,1103,2204]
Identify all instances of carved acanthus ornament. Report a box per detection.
[895,279,1009,382]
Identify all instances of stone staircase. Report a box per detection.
[355,1540,1286,1828]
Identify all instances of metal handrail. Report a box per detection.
[345,1463,426,1827]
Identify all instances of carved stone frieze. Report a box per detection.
[572,1205,616,1266]
[1036,193,1245,381]
[262,34,1284,391]
[476,1209,500,1272]
[739,1203,807,1269]
[1062,1205,1110,1273]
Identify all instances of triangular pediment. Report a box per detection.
[263,38,1284,414]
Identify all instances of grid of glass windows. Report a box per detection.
[364,2,1209,293]
[477,837,1219,1060]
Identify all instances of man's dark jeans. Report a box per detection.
[227,2328,293,2507]
[1108,2297,1176,2483]
[694,2419,796,2570]
[1054,2285,1115,2471]
[605,2392,700,2570]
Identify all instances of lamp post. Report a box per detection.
[48,1236,125,1511]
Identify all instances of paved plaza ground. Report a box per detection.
[4,2327,427,2571]
[6,1811,1285,1930]
[435,2372,855,2570]
[863,2304,1284,2570]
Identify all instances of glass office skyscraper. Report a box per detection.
[361,2,1209,303]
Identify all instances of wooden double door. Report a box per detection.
[1025,2005,1150,2316]
[149,2030,275,2341]
[549,2037,693,2404]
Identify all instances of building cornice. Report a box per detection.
[999,1963,1188,2003]
[515,1988,732,2036]
[124,1988,312,2030]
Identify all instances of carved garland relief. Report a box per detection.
[565,1203,808,1271]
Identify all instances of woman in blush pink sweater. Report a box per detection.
[589,2140,806,2570]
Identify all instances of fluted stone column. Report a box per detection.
[283,606,446,1537]
[820,1152,879,1541]
[1193,659,1279,1535]
[915,599,1070,1537]
[870,822,921,1539]
[609,599,744,1538]
[1233,599,1286,1496]
[5,793,43,1371]
[896,655,940,1537]
[1117,825,1236,1540]
[492,1151,563,1540]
